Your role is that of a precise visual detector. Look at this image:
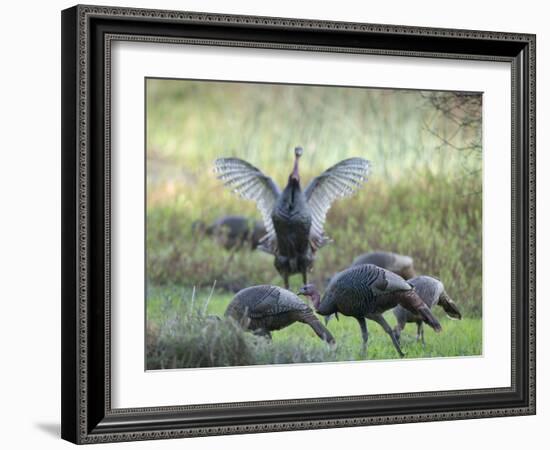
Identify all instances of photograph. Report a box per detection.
[145,78,483,370]
[57,3,536,444]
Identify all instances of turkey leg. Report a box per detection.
[416,321,425,347]
[393,320,405,344]
[356,317,369,358]
[367,313,405,358]
[283,274,289,290]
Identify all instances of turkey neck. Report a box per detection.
[278,155,307,216]
[308,290,321,310]
[289,154,301,204]
[291,153,300,182]
[312,291,334,316]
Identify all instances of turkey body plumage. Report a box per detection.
[225,285,335,343]
[272,178,314,282]
[192,215,267,250]
[351,251,416,280]
[215,147,369,288]
[302,264,442,357]
[393,275,462,345]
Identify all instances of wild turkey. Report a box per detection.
[324,251,416,287]
[393,275,461,345]
[215,147,370,288]
[191,215,266,250]
[225,285,335,343]
[297,264,441,357]
[351,251,416,279]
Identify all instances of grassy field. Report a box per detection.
[146,287,482,369]
[145,79,483,369]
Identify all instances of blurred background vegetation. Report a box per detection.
[145,78,482,369]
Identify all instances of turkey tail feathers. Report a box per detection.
[416,305,442,332]
[438,291,462,320]
[399,290,442,332]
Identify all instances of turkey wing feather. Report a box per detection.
[304,157,370,249]
[214,158,280,252]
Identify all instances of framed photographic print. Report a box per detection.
[61,4,536,444]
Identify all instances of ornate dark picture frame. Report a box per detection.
[61,4,536,444]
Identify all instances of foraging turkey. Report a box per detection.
[351,251,416,280]
[225,285,335,343]
[393,275,462,345]
[324,251,416,288]
[191,215,266,250]
[215,147,370,288]
[297,264,441,357]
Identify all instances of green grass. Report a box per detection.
[146,287,482,369]
[145,79,483,369]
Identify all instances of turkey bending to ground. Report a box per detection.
[225,285,335,343]
[215,147,370,288]
[324,251,415,287]
[351,251,416,280]
[393,275,462,346]
[192,215,267,250]
[298,264,441,357]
